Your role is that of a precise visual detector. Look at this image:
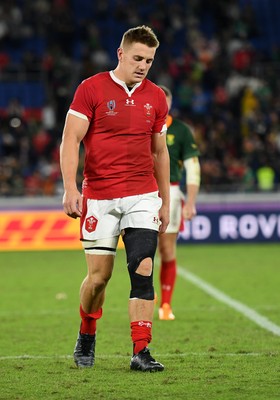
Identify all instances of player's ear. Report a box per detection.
[117,48,124,61]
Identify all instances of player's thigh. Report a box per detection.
[158,232,177,256]
[120,191,162,230]
[80,197,121,241]
[85,253,115,282]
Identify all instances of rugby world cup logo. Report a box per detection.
[107,100,116,111]
[106,100,118,116]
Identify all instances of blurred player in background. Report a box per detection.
[60,26,170,372]
[157,85,200,320]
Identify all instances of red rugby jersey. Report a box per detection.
[69,71,168,200]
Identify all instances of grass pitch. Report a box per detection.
[0,244,279,399]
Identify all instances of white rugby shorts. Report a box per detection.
[166,185,185,234]
[80,191,162,253]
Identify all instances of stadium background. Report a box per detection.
[0,0,280,250]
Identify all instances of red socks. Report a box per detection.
[160,259,176,306]
[80,307,152,355]
[79,305,103,335]
[131,321,152,355]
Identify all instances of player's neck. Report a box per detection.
[112,68,136,89]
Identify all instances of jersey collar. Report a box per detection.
[109,70,142,97]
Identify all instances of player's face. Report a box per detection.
[118,42,156,86]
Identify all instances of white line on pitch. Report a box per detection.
[0,352,272,361]
[178,267,280,337]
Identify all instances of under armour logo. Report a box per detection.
[126,99,135,105]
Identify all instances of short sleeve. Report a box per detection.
[152,87,168,134]
[69,79,95,122]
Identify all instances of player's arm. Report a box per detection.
[183,156,201,220]
[152,132,170,233]
[60,112,89,218]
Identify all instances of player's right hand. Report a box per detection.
[62,189,83,218]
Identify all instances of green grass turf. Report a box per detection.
[0,244,279,399]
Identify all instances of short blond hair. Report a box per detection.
[158,85,172,100]
[120,25,159,49]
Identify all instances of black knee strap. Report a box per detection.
[123,228,158,300]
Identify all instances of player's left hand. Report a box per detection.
[158,204,170,234]
[183,203,197,221]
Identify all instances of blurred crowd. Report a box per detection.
[0,0,280,196]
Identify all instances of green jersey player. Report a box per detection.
[157,85,201,320]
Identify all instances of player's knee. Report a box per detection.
[123,228,158,300]
[158,237,176,261]
[89,278,105,295]
[87,271,111,294]
[135,257,153,276]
